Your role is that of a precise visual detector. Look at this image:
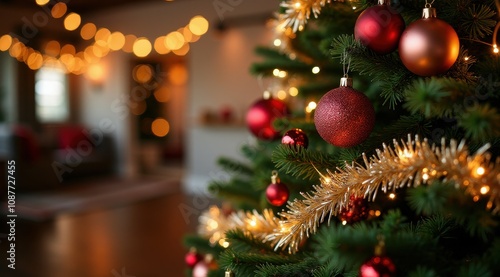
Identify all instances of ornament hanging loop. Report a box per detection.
[341,48,351,78]
[424,0,435,8]
[271,170,279,184]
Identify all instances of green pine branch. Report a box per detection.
[225,229,276,253]
[272,144,343,180]
[458,103,500,142]
[208,179,262,210]
[183,234,224,257]
[218,249,304,277]
[216,157,254,177]
[255,257,318,277]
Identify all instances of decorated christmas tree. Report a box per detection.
[184,0,500,276]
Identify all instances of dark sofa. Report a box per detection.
[0,124,116,192]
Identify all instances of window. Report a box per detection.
[35,66,69,123]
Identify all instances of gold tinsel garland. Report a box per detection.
[197,206,280,249]
[198,135,500,254]
[267,135,500,253]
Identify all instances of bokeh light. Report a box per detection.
[36,0,50,5]
[80,23,97,40]
[123,34,137,53]
[168,64,188,85]
[133,37,152,57]
[151,118,170,137]
[64,13,81,31]
[94,28,111,46]
[60,44,76,55]
[133,64,154,83]
[154,87,170,102]
[188,16,209,36]
[154,36,170,55]
[172,43,189,56]
[0,34,13,51]
[51,2,67,18]
[108,32,125,51]
[165,32,184,50]
[44,40,60,57]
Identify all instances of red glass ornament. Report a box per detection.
[360,256,396,277]
[246,97,289,140]
[398,7,459,76]
[282,128,309,149]
[314,78,375,148]
[266,182,289,206]
[354,0,405,54]
[185,249,202,268]
[339,195,368,224]
[266,172,289,206]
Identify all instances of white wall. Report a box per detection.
[83,0,279,192]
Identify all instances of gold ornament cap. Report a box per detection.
[378,0,391,5]
[225,269,235,277]
[271,170,279,184]
[340,77,353,87]
[422,7,437,19]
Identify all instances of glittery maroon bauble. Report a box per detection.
[185,251,202,268]
[266,181,289,206]
[398,10,460,76]
[314,86,375,148]
[282,128,309,149]
[360,256,396,277]
[246,98,289,140]
[354,3,405,54]
[339,195,369,224]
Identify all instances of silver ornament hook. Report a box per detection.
[342,48,351,78]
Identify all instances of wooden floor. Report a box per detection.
[0,184,204,277]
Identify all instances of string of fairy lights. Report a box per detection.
[0,0,209,74]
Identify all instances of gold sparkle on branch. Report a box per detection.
[198,206,280,249]
[279,0,331,32]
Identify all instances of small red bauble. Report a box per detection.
[314,78,375,148]
[339,195,369,224]
[266,182,289,206]
[185,248,202,268]
[398,7,459,76]
[282,128,309,149]
[246,96,289,140]
[266,171,289,206]
[360,256,396,277]
[354,0,405,54]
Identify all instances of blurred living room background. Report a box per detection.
[0,0,277,276]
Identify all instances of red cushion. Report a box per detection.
[58,126,87,149]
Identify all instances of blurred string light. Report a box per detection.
[0,1,210,74]
[493,0,500,54]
